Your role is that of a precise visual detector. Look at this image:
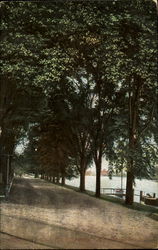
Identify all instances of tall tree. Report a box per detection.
[107,0,157,204]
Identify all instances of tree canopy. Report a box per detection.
[0,0,157,204]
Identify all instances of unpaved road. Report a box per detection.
[0,177,158,249]
[0,232,52,249]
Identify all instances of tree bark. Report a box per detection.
[56,175,60,184]
[95,152,102,198]
[125,169,134,205]
[61,176,65,185]
[126,131,135,204]
[41,174,44,179]
[95,162,101,197]
[125,76,139,205]
[34,172,39,178]
[61,166,66,186]
[52,176,55,183]
[80,167,86,192]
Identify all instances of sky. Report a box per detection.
[15,138,29,155]
[15,144,25,154]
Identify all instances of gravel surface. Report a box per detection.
[0,232,53,249]
[0,177,157,249]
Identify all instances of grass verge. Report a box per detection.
[63,183,158,215]
[40,179,158,219]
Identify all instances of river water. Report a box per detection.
[65,176,158,203]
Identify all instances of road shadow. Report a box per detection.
[8,177,98,209]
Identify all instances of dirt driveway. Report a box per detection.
[0,177,157,249]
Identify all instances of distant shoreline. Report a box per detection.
[85,175,158,182]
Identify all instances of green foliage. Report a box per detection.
[0,0,157,192]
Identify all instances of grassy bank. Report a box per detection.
[62,183,158,215]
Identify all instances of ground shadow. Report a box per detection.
[8,177,98,209]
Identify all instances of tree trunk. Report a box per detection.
[61,166,66,186]
[125,169,134,205]
[56,175,60,184]
[80,167,86,192]
[126,77,139,205]
[95,152,102,198]
[34,172,39,178]
[125,135,135,205]
[95,163,101,197]
[52,176,55,183]
[61,176,65,185]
